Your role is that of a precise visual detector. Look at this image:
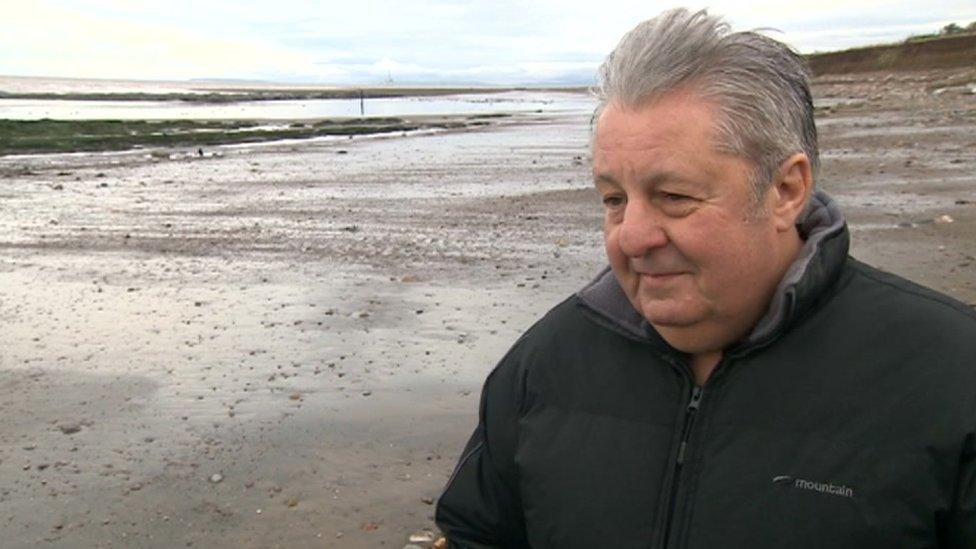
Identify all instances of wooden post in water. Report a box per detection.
[360,90,365,117]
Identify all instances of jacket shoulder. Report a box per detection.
[844,257,976,327]
[485,295,597,379]
[501,293,632,368]
[525,294,596,339]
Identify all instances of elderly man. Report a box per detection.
[436,8,976,548]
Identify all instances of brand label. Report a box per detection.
[773,475,855,498]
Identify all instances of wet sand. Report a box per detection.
[1,68,975,548]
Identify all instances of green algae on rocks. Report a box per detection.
[0,117,478,156]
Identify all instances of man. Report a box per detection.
[436,9,976,548]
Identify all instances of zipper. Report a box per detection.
[660,384,703,549]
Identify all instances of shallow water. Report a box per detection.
[0,91,594,120]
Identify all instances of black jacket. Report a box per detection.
[435,192,976,548]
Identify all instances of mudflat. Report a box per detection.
[1,67,974,548]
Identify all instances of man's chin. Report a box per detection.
[638,300,705,328]
[645,314,720,355]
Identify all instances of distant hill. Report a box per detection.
[807,32,976,75]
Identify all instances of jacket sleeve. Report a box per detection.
[435,344,529,548]
[942,431,976,547]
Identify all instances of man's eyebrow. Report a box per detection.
[644,171,691,186]
[593,170,693,187]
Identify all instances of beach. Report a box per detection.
[1,67,974,548]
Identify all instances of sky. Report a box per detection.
[3,0,975,86]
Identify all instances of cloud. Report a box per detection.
[0,1,321,80]
[2,0,974,84]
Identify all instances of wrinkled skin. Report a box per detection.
[592,91,809,376]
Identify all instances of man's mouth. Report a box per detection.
[639,271,686,283]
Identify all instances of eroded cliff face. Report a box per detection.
[807,32,976,75]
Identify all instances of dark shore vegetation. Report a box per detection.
[0,116,504,156]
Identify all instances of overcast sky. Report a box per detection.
[3,1,975,85]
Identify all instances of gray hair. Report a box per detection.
[595,9,819,200]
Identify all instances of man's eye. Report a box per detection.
[602,196,624,207]
[657,192,697,216]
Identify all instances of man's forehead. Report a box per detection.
[593,93,720,150]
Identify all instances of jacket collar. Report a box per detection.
[576,190,849,349]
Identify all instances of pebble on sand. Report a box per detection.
[409,530,435,543]
[57,422,83,435]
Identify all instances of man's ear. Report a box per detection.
[768,153,813,232]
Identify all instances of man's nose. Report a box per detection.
[616,200,668,257]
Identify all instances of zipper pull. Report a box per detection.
[676,387,704,465]
[688,386,703,412]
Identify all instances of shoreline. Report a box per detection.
[0,114,516,157]
[0,86,590,104]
